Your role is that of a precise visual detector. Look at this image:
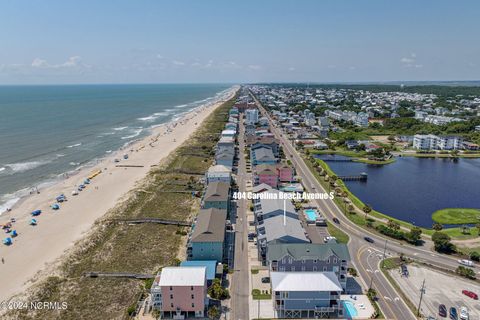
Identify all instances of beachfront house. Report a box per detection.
[189,208,227,262]
[271,271,344,318]
[202,181,230,212]
[253,193,298,223]
[277,164,294,183]
[180,260,221,285]
[266,243,350,291]
[150,266,208,318]
[215,147,235,169]
[206,164,231,184]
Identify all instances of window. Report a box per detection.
[323,266,327,271]
[302,259,305,264]
[191,286,194,291]
[301,266,305,271]
[191,294,194,299]
[170,303,174,308]
[291,266,295,271]
[313,259,317,263]
[327,258,330,264]
[169,286,173,291]
[170,294,173,299]
[333,257,337,264]
[192,303,195,308]
[313,266,317,271]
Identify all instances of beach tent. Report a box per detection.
[84,179,90,184]
[11,230,17,237]
[51,203,60,210]
[30,219,37,226]
[31,209,42,216]
[56,195,65,202]
[3,237,12,245]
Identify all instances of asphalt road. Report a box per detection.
[230,116,250,320]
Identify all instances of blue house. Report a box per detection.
[202,181,230,211]
[189,208,227,262]
[251,146,277,166]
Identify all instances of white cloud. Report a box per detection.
[400,53,421,68]
[288,67,296,71]
[248,65,261,70]
[61,56,82,68]
[156,54,164,59]
[172,60,185,66]
[32,58,48,68]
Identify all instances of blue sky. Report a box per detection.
[0,0,479,84]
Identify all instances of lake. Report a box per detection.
[315,155,480,227]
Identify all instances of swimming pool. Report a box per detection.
[344,301,358,318]
[304,209,318,221]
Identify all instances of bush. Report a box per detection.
[456,266,476,279]
[208,279,230,300]
[470,251,480,262]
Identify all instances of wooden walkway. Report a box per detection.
[115,165,145,168]
[112,218,191,226]
[339,173,368,181]
[83,272,154,279]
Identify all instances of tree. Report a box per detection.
[208,279,230,300]
[432,232,456,253]
[348,204,355,213]
[387,219,400,231]
[363,205,372,219]
[208,306,220,319]
[476,223,480,237]
[462,225,471,235]
[407,227,422,245]
[456,266,476,279]
[432,223,443,232]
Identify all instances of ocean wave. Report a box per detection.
[174,104,188,108]
[6,160,50,173]
[113,126,128,131]
[67,143,82,148]
[137,115,158,121]
[121,128,143,140]
[56,154,65,157]
[69,162,80,166]
[0,167,5,173]
[0,197,20,215]
[153,111,170,116]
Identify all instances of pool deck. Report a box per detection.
[341,294,375,319]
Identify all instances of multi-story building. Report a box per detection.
[150,267,208,318]
[271,271,344,318]
[202,181,230,211]
[189,208,227,262]
[438,136,463,150]
[206,164,231,184]
[254,164,278,188]
[266,243,350,291]
[245,108,259,125]
[413,134,438,150]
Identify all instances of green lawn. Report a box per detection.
[252,289,272,300]
[353,158,396,165]
[432,208,480,225]
[326,221,350,244]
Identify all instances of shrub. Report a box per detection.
[470,251,480,262]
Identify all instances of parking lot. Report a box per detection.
[389,264,480,319]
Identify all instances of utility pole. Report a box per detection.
[382,239,388,268]
[417,279,426,316]
[369,275,374,290]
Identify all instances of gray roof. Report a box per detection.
[252,183,272,193]
[204,181,229,202]
[266,242,350,262]
[256,194,296,218]
[253,147,276,161]
[258,215,308,244]
[191,208,227,242]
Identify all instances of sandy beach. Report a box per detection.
[0,86,238,302]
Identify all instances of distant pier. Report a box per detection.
[339,172,368,181]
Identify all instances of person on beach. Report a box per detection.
[2,257,4,264]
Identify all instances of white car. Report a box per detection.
[458,259,474,267]
[460,307,469,320]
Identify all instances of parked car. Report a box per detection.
[364,237,375,243]
[460,307,469,320]
[450,306,458,320]
[332,217,340,224]
[438,304,447,317]
[462,289,478,300]
[458,259,474,267]
[261,277,270,283]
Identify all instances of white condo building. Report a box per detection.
[413,134,463,150]
[245,108,259,124]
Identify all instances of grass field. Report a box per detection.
[432,208,480,225]
[326,221,350,244]
[8,96,237,320]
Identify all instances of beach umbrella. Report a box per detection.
[11,230,17,237]
[30,219,37,226]
[84,179,90,184]
[72,190,79,196]
[31,209,42,216]
[51,203,60,210]
[3,237,12,245]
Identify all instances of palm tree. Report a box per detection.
[432,223,443,232]
[476,223,480,237]
[363,205,372,220]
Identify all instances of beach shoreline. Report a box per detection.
[0,85,239,302]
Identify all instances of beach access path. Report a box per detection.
[0,87,238,302]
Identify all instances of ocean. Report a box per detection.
[0,84,233,213]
